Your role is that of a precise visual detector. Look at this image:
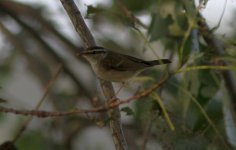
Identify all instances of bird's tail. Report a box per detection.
[144,59,171,66]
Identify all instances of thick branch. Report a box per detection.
[59,0,127,149]
[60,0,95,48]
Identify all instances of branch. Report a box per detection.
[197,13,236,114]
[13,64,63,142]
[59,0,127,149]
[60,0,96,48]
[0,77,167,117]
[116,0,148,29]
[0,1,84,56]
[0,6,92,99]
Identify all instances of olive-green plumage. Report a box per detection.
[80,46,171,82]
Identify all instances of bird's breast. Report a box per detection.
[92,63,138,82]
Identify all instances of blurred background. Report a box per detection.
[0,0,236,150]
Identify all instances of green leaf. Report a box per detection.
[148,1,188,42]
[116,13,136,28]
[86,5,104,18]
[134,98,152,123]
[0,98,7,103]
[180,37,192,64]
[0,141,17,150]
[16,131,47,150]
[96,117,112,127]
[121,107,135,116]
[177,68,221,131]
[150,100,162,114]
[121,0,156,12]
[149,13,173,41]
[193,98,222,132]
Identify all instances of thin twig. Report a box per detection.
[0,21,51,84]
[13,64,63,142]
[0,77,167,118]
[116,0,148,29]
[0,6,92,99]
[140,113,158,150]
[0,1,84,56]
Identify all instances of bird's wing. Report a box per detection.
[100,52,150,71]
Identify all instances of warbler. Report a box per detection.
[80,46,171,82]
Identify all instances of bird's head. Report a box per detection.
[79,46,106,64]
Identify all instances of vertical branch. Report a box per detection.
[197,12,236,148]
[59,0,95,48]
[100,80,127,149]
[197,14,236,114]
[59,0,127,149]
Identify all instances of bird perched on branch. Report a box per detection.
[79,46,171,82]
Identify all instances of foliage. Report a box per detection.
[0,0,235,150]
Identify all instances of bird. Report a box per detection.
[79,46,171,82]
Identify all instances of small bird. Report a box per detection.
[80,46,171,82]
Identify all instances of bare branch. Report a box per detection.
[116,0,148,29]
[13,64,63,143]
[0,77,167,117]
[197,13,236,115]
[0,5,92,98]
[59,0,128,149]
[60,0,96,48]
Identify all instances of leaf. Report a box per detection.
[95,120,106,127]
[194,98,222,132]
[180,37,192,65]
[121,0,156,12]
[102,117,113,126]
[116,13,136,28]
[177,68,221,131]
[86,5,104,18]
[17,131,47,150]
[134,97,153,123]
[151,93,175,131]
[149,13,173,41]
[0,141,17,150]
[148,1,188,42]
[0,98,7,103]
[121,107,135,116]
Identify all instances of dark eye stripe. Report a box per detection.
[81,50,106,55]
[86,46,105,51]
[91,50,106,54]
